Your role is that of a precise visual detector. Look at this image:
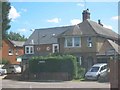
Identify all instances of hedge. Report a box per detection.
[29,55,78,79]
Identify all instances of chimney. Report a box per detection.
[98,19,103,26]
[82,9,90,22]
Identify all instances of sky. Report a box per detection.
[8,2,119,38]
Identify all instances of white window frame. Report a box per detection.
[65,37,73,47]
[65,37,81,47]
[87,37,92,48]
[8,48,13,55]
[25,46,34,54]
[52,44,59,53]
[74,37,81,47]
[15,49,18,55]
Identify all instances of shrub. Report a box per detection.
[1,58,9,64]
[29,54,78,79]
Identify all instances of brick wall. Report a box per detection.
[2,40,24,64]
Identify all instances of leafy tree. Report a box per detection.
[1,0,11,39]
[7,31,27,41]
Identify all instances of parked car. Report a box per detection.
[85,63,108,80]
[98,68,110,82]
[2,64,21,74]
[0,65,7,75]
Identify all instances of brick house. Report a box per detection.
[1,39,25,64]
[23,9,120,70]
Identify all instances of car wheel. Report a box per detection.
[11,71,15,74]
[97,74,100,80]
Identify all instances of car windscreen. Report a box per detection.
[14,65,20,68]
[90,67,99,72]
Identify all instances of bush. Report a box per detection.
[73,63,85,80]
[77,66,85,79]
[29,54,78,79]
[1,58,9,64]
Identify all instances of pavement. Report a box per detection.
[0,74,110,90]
[1,79,110,88]
[0,75,7,79]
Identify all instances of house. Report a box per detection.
[23,9,120,70]
[1,39,25,64]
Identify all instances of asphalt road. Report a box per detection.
[0,78,110,89]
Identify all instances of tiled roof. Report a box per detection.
[25,19,119,45]
[24,26,73,45]
[10,40,25,47]
[86,19,119,39]
[107,39,120,54]
[97,39,120,56]
[59,25,82,36]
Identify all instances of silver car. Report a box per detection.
[85,63,108,80]
[2,64,21,74]
[0,65,7,75]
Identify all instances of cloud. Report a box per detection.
[18,28,27,32]
[9,6,20,21]
[21,8,27,12]
[47,18,61,23]
[111,16,120,20]
[77,3,85,7]
[70,19,81,25]
[103,24,113,30]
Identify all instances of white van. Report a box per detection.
[85,63,108,80]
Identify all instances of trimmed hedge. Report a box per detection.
[29,55,78,79]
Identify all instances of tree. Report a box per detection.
[1,0,11,39]
[7,31,27,41]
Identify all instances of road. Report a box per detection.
[0,79,110,88]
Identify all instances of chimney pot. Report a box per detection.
[82,9,90,22]
[98,19,103,26]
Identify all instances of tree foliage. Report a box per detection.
[1,1,11,39]
[7,31,27,41]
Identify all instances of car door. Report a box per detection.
[99,65,107,74]
[8,65,15,73]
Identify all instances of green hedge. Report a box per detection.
[29,55,78,79]
[1,58,10,64]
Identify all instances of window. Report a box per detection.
[90,67,99,72]
[66,37,72,47]
[65,37,81,47]
[74,37,80,47]
[87,37,92,47]
[77,57,82,65]
[25,46,34,54]
[15,49,18,55]
[52,44,59,53]
[8,48,13,55]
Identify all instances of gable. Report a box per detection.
[59,25,82,36]
[97,39,120,55]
